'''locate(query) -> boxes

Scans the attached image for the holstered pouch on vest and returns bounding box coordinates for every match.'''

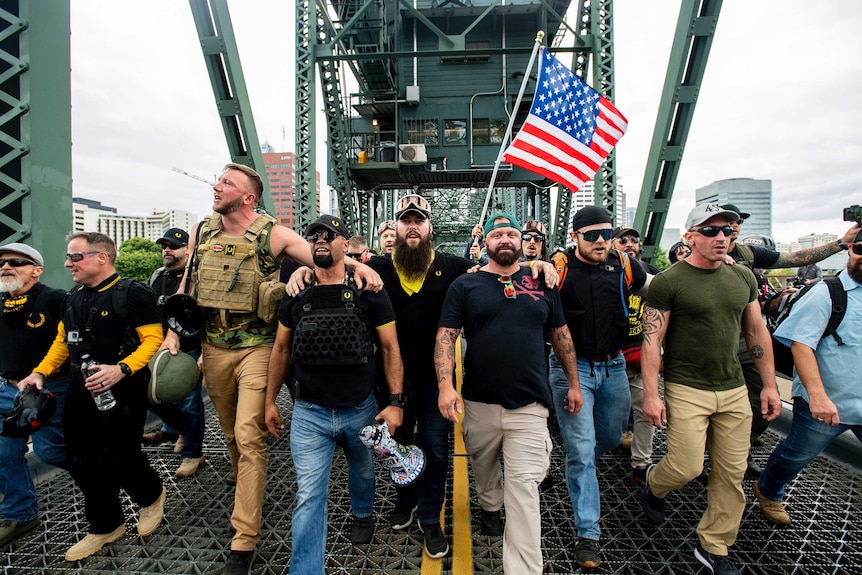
[292,302,372,366]
[257,274,286,325]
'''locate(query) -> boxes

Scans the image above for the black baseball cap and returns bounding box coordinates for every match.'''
[719,204,750,220]
[156,228,189,247]
[305,214,350,239]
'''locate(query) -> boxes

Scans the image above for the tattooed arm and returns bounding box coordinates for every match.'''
[641,305,669,429]
[771,223,860,268]
[741,300,782,422]
[435,327,463,422]
[549,325,583,414]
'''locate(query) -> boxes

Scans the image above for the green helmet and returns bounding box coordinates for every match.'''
[147,349,200,404]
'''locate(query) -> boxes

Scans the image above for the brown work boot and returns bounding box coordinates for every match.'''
[752,483,791,526]
[137,486,166,536]
[173,435,185,454]
[65,525,125,561]
[176,456,205,478]
[142,430,178,445]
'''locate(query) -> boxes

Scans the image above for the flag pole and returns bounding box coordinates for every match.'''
[478,30,545,228]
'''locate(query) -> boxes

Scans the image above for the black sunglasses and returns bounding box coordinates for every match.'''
[65,251,102,262]
[0,258,37,267]
[577,229,613,242]
[521,233,545,243]
[616,236,640,245]
[346,252,364,259]
[852,243,862,256]
[305,230,340,243]
[693,226,734,238]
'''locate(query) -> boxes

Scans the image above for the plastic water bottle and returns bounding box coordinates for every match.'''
[81,353,116,411]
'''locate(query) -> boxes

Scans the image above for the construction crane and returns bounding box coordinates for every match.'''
[172,167,215,186]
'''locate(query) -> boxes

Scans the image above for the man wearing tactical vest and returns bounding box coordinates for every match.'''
[549,206,649,568]
[20,232,166,561]
[720,203,859,478]
[264,214,404,575]
[160,163,381,575]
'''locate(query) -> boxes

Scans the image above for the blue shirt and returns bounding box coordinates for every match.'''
[774,272,862,425]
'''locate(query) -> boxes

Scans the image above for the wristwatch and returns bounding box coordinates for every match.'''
[388,393,407,408]
[837,239,849,251]
[118,362,132,378]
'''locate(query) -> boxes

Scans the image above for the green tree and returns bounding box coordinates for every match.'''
[653,245,671,271]
[116,238,162,282]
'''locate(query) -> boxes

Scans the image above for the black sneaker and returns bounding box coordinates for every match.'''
[640,463,665,524]
[478,509,503,536]
[390,503,417,531]
[218,550,253,575]
[350,515,374,545]
[0,517,40,546]
[419,522,449,558]
[632,466,647,487]
[694,542,741,575]
[745,457,763,479]
[574,537,601,568]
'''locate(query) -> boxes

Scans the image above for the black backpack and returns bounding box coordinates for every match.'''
[767,276,846,379]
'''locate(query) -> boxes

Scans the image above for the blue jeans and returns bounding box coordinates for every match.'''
[0,378,69,522]
[549,351,630,540]
[289,391,377,575]
[147,349,205,458]
[758,397,862,501]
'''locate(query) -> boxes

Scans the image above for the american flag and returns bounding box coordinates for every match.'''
[503,48,628,193]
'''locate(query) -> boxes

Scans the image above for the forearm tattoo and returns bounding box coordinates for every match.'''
[641,306,666,347]
[750,344,764,359]
[550,326,576,358]
[434,328,459,381]
[775,243,838,267]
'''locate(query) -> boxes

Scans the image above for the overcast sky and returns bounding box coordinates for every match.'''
[69,1,862,244]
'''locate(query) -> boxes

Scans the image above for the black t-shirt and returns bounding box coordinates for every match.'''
[150,265,201,352]
[278,281,396,408]
[367,252,474,380]
[0,283,69,380]
[439,268,565,409]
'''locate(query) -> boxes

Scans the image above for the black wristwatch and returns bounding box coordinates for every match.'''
[118,362,132,378]
[837,239,849,251]
[388,393,407,408]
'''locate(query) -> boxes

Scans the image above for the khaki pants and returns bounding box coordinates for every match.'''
[649,382,751,555]
[202,342,273,551]
[463,400,552,575]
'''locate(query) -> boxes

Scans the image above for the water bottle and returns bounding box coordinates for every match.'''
[80,353,116,411]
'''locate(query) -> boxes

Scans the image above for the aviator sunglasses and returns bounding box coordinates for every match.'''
[577,229,613,242]
[0,258,37,267]
[306,230,341,243]
[616,236,640,245]
[693,226,734,238]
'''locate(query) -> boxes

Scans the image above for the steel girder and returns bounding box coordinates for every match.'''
[634,0,722,260]
[188,0,272,213]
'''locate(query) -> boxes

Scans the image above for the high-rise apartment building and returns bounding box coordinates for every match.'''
[695,178,772,238]
[72,197,196,249]
[261,143,320,230]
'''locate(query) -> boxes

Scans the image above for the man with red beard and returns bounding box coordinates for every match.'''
[436,213,580,575]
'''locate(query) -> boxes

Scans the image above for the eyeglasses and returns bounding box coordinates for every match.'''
[305,230,340,243]
[522,221,547,235]
[521,233,545,243]
[692,226,734,238]
[616,236,640,245]
[346,252,365,260]
[851,243,862,256]
[64,251,102,262]
[377,221,396,234]
[498,275,517,300]
[395,194,431,215]
[0,258,37,267]
[576,229,613,242]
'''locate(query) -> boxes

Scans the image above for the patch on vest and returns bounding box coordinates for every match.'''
[292,305,372,366]
[211,244,225,253]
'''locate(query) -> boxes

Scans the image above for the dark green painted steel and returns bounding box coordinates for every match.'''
[0,1,72,289]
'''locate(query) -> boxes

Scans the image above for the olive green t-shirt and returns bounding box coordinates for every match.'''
[646,261,757,391]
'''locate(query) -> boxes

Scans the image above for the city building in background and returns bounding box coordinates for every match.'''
[695,177,772,238]
[261,142,320,230]
[72,197,196,248]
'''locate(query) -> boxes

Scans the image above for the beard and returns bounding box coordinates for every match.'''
[214,196,242,215]
[487,243,520,266]
[0,275,25,293]
[848,258,862,284]
[312,253,335,268]
[393,235,433,280]
[576,241,608,264]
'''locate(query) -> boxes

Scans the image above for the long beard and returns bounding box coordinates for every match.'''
[0,276,24,293]
[393,235,433,281]
[487,244,520,266]
[848,258,862,284]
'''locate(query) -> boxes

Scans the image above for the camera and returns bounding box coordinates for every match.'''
[843,205,862,223]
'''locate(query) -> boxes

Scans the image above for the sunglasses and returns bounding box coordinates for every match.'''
[377,221,396,234]
[616,236,640,245]
[521,233,545,243]
[0,258,37,267]
[693,226,734,238]
[65,251,102,262]
[396,194,431,214]
[852,243,862,256]
[347,252,365,260]
[522,221,547,235]
[498,275,517,300]
[577,229,613,242]
[305,230,340,243]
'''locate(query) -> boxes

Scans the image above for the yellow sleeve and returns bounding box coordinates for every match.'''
[119,323,165,373]
[34,321,70,377]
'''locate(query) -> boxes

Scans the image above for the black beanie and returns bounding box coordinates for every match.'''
[572,206,612,231]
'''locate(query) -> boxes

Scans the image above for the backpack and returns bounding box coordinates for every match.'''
[766,276,846,379]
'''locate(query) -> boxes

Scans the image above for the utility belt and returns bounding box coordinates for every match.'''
[577,349,621,363]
